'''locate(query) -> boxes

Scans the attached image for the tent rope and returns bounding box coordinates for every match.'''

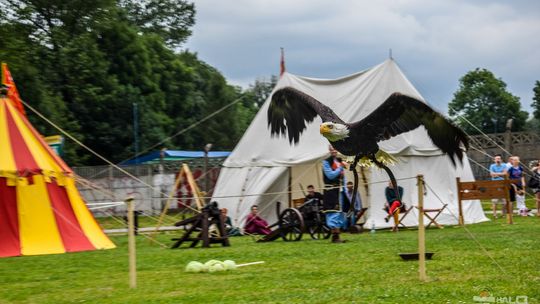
[97,208,169,248]
[20,98,202,215]
[423,181,506,273]
[458,115,536,177]
[83,95,246,181]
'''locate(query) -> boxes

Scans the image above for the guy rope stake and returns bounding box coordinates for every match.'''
[417,174,427,281]
[126,196,137,288]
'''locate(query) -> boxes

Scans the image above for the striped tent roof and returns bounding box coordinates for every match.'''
[0,95,115,257]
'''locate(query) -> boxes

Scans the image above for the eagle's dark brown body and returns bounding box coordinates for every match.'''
[267,86,469,210]
[268,87,468,165]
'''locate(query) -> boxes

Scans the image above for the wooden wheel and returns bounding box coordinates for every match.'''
[278,208,304,242]
[307,213,331,239]
[308,223,331,240]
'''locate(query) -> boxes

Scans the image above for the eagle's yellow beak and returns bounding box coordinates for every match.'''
[320,124,329,135]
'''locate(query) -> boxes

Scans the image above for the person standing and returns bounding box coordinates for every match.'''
[322,145,347,243]
[489,154,507,218]
[530,160,540,217]
[505,156,515,170]
[507,156,526,216]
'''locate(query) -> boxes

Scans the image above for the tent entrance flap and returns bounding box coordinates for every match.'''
[290,162,323,201]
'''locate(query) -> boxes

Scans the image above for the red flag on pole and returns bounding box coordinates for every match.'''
[280,48,286,76]
[1,63,26,116]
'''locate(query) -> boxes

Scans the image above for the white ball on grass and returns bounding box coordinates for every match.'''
[223,260,237,270]
[209,263,225,272]
[204,259,221,267]
[185,261,204,273]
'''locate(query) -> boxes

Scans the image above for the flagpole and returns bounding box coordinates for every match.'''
[280,48,286,76]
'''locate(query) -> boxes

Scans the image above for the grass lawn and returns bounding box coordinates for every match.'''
[1,217,538,304]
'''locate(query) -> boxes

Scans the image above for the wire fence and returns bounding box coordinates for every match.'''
[73,160,224,216]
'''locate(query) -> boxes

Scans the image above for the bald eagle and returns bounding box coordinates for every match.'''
[267,87,468,206]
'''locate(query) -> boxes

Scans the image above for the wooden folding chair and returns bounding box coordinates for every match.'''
[422,204,447,229]
[397,205,414,229]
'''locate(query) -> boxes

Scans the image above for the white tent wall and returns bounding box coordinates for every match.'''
[290,162,324,200]
[213,166,288,227]
[212,59,488,229]
[366,155,486,229]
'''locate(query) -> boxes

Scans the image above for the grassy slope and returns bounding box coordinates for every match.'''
[0,217,538,304]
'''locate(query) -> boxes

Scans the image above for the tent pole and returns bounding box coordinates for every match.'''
[288,167,292,208]
[417,174,427,281]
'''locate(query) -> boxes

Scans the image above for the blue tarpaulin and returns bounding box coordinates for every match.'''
[121,150,231,165]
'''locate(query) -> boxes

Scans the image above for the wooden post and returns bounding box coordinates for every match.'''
[183,164,204,210]
[456,177,464,226]
[417,175,427,281]
[288,167,292,208]
[126,197,136,289]
[505,176,513,225]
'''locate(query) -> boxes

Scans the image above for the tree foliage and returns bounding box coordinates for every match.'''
[532,80,540,120]
[119,0,195,48]
[448,68,528,135]
[0,0,259,165]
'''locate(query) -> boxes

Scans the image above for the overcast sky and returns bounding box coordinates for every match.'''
[184,0,540,114]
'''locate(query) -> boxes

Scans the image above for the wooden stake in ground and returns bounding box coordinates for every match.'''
[126,196,137,288]
[506,176,513,224]
[417,174,427,281]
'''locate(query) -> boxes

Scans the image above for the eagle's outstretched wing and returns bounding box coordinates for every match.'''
[349,93,468,165]
[267,87,344,144]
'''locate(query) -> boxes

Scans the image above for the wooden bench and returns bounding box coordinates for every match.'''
[456,177,512,225]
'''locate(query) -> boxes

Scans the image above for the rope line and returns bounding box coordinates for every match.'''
[458,115,536,177]
[20,98,203,214]
[98,208,169,248]
[83,95,246,181]
[89,203,124,210]
[423,181,506,272]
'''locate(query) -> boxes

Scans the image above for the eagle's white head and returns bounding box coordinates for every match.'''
[320,122,349,142]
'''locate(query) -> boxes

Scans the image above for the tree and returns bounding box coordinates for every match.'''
[244,76,278,108]
[532,80,540,120]
[448,68,528,135]
[0,0,258,165]
[118,0,195,48]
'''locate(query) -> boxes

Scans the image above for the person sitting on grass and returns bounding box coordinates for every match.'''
[384,180,404,232]
[244,205,271,235]
[220,208,242,236]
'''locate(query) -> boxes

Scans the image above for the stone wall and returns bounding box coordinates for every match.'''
[466,131,540,180]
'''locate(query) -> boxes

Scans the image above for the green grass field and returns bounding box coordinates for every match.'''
[1,216,538,304]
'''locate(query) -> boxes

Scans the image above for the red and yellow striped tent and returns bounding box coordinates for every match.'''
[0,65,115,257]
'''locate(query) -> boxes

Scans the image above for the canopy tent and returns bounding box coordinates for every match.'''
[0,92,115,257]
[212,59,487,229]
[121,150,231,165]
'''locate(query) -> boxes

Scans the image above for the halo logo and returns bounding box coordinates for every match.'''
[473,287,528,303]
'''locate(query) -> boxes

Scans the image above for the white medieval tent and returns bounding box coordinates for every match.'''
[212,59,488,229]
